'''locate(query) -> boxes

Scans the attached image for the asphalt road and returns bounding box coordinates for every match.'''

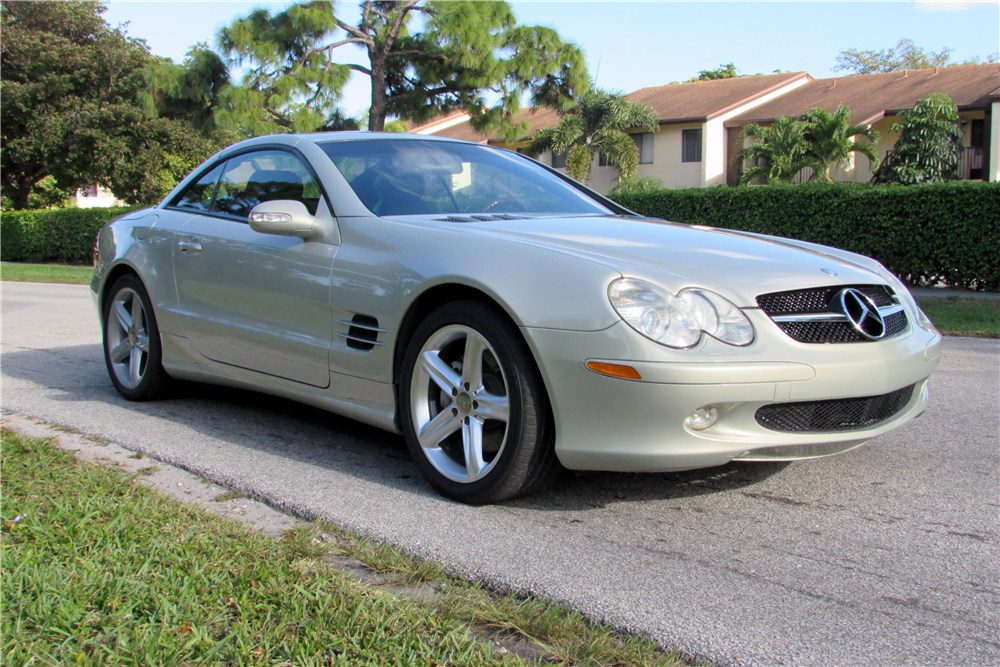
[3,281,997,667]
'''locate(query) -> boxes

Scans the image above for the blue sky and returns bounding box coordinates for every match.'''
[104,1,1000,117]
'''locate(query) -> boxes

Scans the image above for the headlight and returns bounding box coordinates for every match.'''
[609,278,754,348]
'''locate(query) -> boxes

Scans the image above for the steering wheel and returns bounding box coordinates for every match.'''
[482,197,528,213]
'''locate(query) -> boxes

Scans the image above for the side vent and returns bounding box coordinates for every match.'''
[337,314,386,351]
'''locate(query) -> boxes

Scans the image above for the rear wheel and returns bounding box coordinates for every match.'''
[400,300,560,504]
[103,274,170,401]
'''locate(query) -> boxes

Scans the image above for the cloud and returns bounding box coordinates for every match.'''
[914,1,996,11]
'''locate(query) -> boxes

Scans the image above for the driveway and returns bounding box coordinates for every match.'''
[3,281,997,667]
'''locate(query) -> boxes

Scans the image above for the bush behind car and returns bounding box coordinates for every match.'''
[1,205,147,264]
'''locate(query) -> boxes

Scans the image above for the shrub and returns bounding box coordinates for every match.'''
[610,181,1000,290]
[1,205,147,264]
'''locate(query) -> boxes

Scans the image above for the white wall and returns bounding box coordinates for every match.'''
[73,186,121,209]
[991,102,1000,182]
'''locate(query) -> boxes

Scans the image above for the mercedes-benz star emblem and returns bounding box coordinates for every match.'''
[821,268,838,276]
[835,289,886,339]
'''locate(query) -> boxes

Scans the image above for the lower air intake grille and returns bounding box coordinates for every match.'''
[755,384,915,433]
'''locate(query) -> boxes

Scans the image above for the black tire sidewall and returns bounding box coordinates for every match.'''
[400,300,547,503]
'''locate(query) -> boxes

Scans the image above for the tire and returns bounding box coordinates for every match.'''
[400,300,561,504]
[102,273,171,401]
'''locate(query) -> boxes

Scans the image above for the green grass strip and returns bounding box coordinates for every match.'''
[1,262,94,285]
[916,296,999,337]
[1,429,690,666]
[0,429,522,666]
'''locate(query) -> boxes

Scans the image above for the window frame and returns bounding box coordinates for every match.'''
[634,133,654,164]
[551,149,568,169]
[681,129,702,163]
[165,145,334,224]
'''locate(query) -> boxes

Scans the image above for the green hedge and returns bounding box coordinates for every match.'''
[610,181,1000,291]
[1,205,147,264]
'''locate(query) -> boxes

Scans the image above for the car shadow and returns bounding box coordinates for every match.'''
[2,343,792,511]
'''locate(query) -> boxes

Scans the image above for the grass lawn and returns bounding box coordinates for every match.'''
[1,262,93,285]
[916,296,999,338]
[1,428,687,666]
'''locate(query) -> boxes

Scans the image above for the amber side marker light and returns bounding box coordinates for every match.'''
[586,362,642,380]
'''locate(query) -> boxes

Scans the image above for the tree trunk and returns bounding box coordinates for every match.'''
[368,57,387,132]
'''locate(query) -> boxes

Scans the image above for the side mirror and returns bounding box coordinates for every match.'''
[249,200,319,240]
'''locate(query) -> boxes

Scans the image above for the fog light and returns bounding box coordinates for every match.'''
[685,406,718,431]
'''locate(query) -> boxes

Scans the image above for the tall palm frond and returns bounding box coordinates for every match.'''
[735,117,813,185]
[593,128,639,180]
[800,105,879,181]
[523,83,658,184]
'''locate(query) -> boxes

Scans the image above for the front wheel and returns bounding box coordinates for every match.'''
[102,273,171,401]
[400,301,560,503]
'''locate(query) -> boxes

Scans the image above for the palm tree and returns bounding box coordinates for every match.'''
[799,105,879,182]
[734,116,814,185]
[524,87,658,184]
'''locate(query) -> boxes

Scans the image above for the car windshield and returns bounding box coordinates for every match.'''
[318,138,612,217]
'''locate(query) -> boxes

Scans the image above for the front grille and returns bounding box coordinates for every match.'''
[775,321,866,343]
[755,384,915,433]
[757,284,895,314]
[774,309,908,344]
[758,284,908,344]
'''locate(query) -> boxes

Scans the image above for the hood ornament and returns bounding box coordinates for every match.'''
[821,268,838,276]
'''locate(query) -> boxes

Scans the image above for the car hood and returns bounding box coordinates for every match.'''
[461,215,887,307]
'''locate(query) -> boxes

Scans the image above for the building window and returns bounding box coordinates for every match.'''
[552,150,568,169]
[81,184,99,197]
[633,133,654,164]
[682,129,702,163]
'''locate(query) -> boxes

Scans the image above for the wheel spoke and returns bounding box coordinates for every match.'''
[129,347,143,386]
[462,332,484,392]
[113,301,132,331]
[131,296,144,333]
[417,408,461,449]
[473,391,508,423]
[462,417,485,481]
[420,351,461,395]
[109,339,131,364]
[135,333,150,353]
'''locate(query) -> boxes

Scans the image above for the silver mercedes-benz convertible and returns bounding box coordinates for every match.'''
[93,132,943,503]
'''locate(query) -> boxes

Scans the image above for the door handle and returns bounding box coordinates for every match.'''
[177,239,202,254]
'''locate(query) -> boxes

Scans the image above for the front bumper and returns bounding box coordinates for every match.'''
[522,311,942,472]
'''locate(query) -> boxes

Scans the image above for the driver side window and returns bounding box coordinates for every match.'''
[212,150,322,220]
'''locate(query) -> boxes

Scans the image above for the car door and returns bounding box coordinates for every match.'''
[173,148,338,388]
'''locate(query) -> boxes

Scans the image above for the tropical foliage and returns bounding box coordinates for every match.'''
[0,1,224,209]
[204,0,587,136]
[609,177,664,196]
[735,106,878,185]
[872,93,963,185]
[799,106,879,182]
[734,117,814,185]
[524,87,658,184]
